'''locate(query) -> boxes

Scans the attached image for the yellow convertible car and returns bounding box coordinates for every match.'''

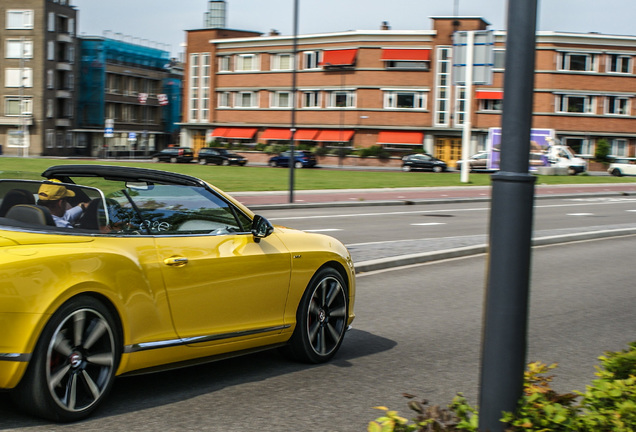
[0,165,355,421]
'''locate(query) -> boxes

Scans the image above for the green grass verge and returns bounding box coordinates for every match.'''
[0,157,634,192]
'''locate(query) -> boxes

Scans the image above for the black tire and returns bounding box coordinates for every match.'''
[12,296,120,422]
[612,168,622,177]
[282,267,348,364]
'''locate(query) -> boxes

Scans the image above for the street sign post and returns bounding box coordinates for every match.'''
[453,30,494,184]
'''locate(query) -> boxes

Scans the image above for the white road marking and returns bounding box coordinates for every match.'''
[303,228,343,233]
[567,213,594,216]
[411,222,446,226]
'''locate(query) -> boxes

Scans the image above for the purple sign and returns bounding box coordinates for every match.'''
[487,127,554,170]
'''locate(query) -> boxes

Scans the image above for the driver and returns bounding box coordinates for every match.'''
[37,182,89,228]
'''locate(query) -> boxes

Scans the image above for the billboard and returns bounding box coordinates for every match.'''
[487,127,555,171]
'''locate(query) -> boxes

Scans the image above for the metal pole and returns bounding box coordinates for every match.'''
[460,31,474,184]
[478,1,538,431]
[288,0,299,203]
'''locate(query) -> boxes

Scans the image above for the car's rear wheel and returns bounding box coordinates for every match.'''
[282,267,348,364]
[169,157,178,163]
[12,296,120,422]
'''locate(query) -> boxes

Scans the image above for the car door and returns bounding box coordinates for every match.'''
[115,184,292,345]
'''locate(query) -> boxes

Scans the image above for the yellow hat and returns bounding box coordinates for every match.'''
[38,183,75,201]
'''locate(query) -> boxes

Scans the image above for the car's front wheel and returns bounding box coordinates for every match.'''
[269,160,277,167]
[612,168,623,177]
[12,296,120,422]
[402,165,412,172]
[282,267,348,364]
[151,156,160,163]
[199,159,207,165]
[433,165,443,173]
[294,161,303,169]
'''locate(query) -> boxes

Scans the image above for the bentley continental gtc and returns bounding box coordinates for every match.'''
[0,165,355,421]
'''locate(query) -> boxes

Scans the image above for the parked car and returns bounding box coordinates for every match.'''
[401,154,447,172]
[150,147,194,163]
[198,147,247,166]
[269,150,317,168]
[0,165,355,421]
[455,151,490,172]
[608,159,636,176]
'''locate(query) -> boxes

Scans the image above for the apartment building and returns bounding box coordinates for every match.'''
[0,0,78,156]
[181,16,636,164]
[76,36,182,157]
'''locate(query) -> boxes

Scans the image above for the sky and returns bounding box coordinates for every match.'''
[71,0,636,57]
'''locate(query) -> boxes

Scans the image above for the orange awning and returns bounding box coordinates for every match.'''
[211,127,229,137]
[224,128,258,139]
[320,49,357,67]
[315,130,354,142]
[261,129,291,140]
[377,131,423,145]
[380,49,431,61]
[475,91,503,100]
[294,129,319,141]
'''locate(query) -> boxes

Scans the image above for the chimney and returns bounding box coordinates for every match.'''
[269,29,280,36]
[381,21,390,30]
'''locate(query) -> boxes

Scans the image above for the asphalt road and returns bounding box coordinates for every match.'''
[2,236,635,431]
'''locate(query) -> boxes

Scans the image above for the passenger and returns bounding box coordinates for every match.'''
[37,183,89,228]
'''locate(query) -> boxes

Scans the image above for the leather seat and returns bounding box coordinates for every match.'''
[5,204,56,226]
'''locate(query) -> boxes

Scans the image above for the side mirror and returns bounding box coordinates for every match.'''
[251,215,274,243]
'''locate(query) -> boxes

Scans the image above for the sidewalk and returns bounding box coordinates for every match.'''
[231,183,636,273]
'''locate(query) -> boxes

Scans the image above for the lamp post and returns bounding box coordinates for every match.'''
[288,0,299,203]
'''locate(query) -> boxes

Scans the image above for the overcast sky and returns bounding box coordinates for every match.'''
[71,0,636,56]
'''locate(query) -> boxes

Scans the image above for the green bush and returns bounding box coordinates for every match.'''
[594,139,610,163]
[357,145,391,161]
[368,342,636,432]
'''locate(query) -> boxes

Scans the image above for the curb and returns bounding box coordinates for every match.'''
[354,227,636,273]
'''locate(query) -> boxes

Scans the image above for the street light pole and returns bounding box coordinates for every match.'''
[288,0,299,203]
[478,1,538,431]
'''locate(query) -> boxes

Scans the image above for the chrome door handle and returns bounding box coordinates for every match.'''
[164,257,189,267]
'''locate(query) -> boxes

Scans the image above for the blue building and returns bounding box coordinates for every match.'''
[76,36,182,157]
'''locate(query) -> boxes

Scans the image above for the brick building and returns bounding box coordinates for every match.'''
[180,16,636,164]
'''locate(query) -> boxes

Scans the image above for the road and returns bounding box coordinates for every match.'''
[2,236,635,431]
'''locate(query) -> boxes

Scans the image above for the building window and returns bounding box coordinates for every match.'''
[219,55,231,72]
[235,91,258,108]
[480,99,503,111]
[327,90,355,108]
[6,39,33,59]
[218,91,231,108]
[454,86,467,126]
[272,53,293,70]
[47,99,54,118]
[607,54,632,74]
[610,139,628,157]
[303,51,320,69]
[236,54,259,71]
[556,94,595,114]
[5,68,33,87]
[6,10,34,29]
[563,137,592,156]
[48,12,55,31]
[383,90,427,110]
[301,90,321,108]
[434,47,452,126]
[47,41,55,60]
[46,129,55,149]
[5,98,32,116]
[385,61,429,70]
[493,49,506,69]
[605,96,630,115]
[271,91,292,108]
[558,52,596,72]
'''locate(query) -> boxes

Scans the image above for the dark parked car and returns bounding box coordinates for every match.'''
[198,148,247,166]
[151,147,194,163]
[269,150,317,168]
[401,154,447,172]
